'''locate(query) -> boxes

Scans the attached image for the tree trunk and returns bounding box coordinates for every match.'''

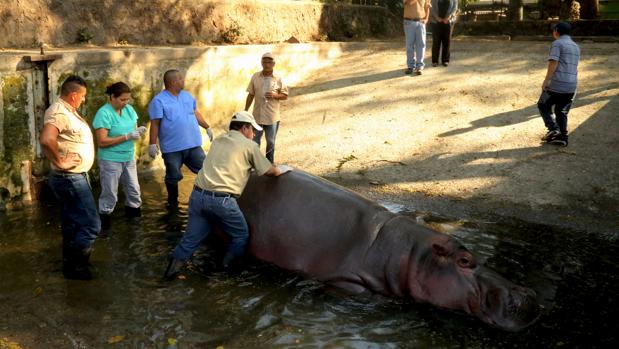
[579,0,600,19]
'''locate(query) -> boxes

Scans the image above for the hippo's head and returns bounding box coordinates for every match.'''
[406,235,540,331]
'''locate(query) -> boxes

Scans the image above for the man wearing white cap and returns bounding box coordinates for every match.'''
[164,111,289,280]
[244,52,289,163]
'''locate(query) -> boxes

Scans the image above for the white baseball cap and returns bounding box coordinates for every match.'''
[231,111,262,131]
[261,52,275,60]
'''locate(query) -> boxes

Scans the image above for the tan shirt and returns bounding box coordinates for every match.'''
[247,71,289,125]
[404,0,431,19]
[194,130,273,196]
[43,99,95,173]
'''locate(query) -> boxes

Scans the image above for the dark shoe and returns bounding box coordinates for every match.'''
[442,62,449,67]
[414,68,423,75]
[99,213,113,237]
[549,134,568,147]
[541,129,561,142]
[432,62,438,67]
[163,258,185,281]
[124,206,141,218]
[165,182,179,207]
[404,68,413,75]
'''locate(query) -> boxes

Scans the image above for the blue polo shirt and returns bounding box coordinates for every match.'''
[92,103,138,162]
[148,90,202,153]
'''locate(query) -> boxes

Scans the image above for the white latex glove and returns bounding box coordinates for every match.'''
[148,144,160,158]
[127,130,141,140]
[206,128,214,142]
[277,164,293,174]
[137,126,147,135]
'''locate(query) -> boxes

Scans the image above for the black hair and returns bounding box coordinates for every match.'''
[229,121,250,131]
[163,69,181,89]
[105,82,131,98]
[60,75,87,96]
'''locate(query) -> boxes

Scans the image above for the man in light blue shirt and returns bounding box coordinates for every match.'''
[148,69,214,206]
[538,22,580,147]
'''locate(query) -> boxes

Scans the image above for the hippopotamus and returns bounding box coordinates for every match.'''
[237,169,541,331]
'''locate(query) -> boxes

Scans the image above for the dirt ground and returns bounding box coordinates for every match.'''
[275,39,619,236]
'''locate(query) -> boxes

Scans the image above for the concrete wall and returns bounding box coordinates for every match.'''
[0,41,370,209]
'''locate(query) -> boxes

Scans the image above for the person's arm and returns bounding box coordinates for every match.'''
[149,119,160,145]
[39,123,81,170]
[263,165,281,177]
[265,91,287,101]
[96,128,139,148]
[423,0,431,22]
[195,109,210,130]
[543,60,559,90]
[245,93,254,111]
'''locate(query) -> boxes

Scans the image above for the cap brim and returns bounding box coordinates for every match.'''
[251,121,263,131]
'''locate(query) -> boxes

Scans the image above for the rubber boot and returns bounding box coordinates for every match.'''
[99,213,113,238]
[163,258,185,281]
[124,206,141,218]
[63,246,93,280]
[165,182,179,208]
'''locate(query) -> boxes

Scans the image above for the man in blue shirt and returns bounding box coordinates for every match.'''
[148,69,214,206]
[538,22,580,147]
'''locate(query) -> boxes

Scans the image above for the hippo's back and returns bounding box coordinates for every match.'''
[238,170,393,280]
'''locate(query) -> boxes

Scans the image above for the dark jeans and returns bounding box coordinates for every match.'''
[48,172,100,250]
[253,121,280,163]
[432,22,452,64]
[162,146,206,185]
[172,188,249,261]
[537,90,574,135]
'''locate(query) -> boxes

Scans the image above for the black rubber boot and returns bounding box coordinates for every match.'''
[163,258,185,281]
[124,206,141,218]
[165,182,179,208]
[63,246,93,280]
[99,213,113,237]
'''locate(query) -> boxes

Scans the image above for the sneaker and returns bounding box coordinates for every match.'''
[414,68,423,75]
[432,62,438,67]
[541,129,560,141]
[549,135,568,147]
[442,62,449,67]
[404,68,413,75]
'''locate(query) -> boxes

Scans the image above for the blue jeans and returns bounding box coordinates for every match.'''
[171,188,249,261]
[253,122,279,163]
[162,146,205,185]
[48,172,101,250]
[404,19,426,69]
[537,90,574,135]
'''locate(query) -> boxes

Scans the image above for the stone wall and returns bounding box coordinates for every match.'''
[0,0,398,48]
[455,19,619,37]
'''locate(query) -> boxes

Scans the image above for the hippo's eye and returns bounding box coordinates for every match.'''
[457,254,477,269]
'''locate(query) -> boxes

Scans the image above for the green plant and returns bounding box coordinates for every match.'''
[220,21,242,43]
[76,28,93,43]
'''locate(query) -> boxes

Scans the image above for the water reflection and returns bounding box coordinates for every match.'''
[0,174,617,348]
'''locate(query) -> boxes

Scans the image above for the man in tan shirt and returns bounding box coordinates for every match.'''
[39,75,100,280]
[244,52,289,163]
[403,0,432,75]
[164,111,287,280]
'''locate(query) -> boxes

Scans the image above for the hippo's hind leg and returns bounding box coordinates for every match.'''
[326,279,370,295]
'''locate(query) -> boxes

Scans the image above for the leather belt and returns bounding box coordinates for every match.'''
[193,185,239,199]
[404,17,421,21]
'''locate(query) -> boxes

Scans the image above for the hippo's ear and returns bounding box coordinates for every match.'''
[432,243,450,257]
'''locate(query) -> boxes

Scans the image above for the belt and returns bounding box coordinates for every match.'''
[404,17,421,21]
[193,185,239,199]
[50,171,86,177]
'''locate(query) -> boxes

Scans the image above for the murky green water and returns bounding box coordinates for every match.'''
[1,175,617,348]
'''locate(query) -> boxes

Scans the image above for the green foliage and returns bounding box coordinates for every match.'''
[220,21,242,43]
[76,28,93,43]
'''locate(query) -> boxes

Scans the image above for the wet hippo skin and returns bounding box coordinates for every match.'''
[238,169,541,331]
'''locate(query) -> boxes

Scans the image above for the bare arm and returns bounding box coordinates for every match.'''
[149,119,160,145]
[264,165,281,177]
[39,124,81,170]
[543,60,559,90]
[245,93,254,111]
[195,109,210,130]
[96,128,132,148]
